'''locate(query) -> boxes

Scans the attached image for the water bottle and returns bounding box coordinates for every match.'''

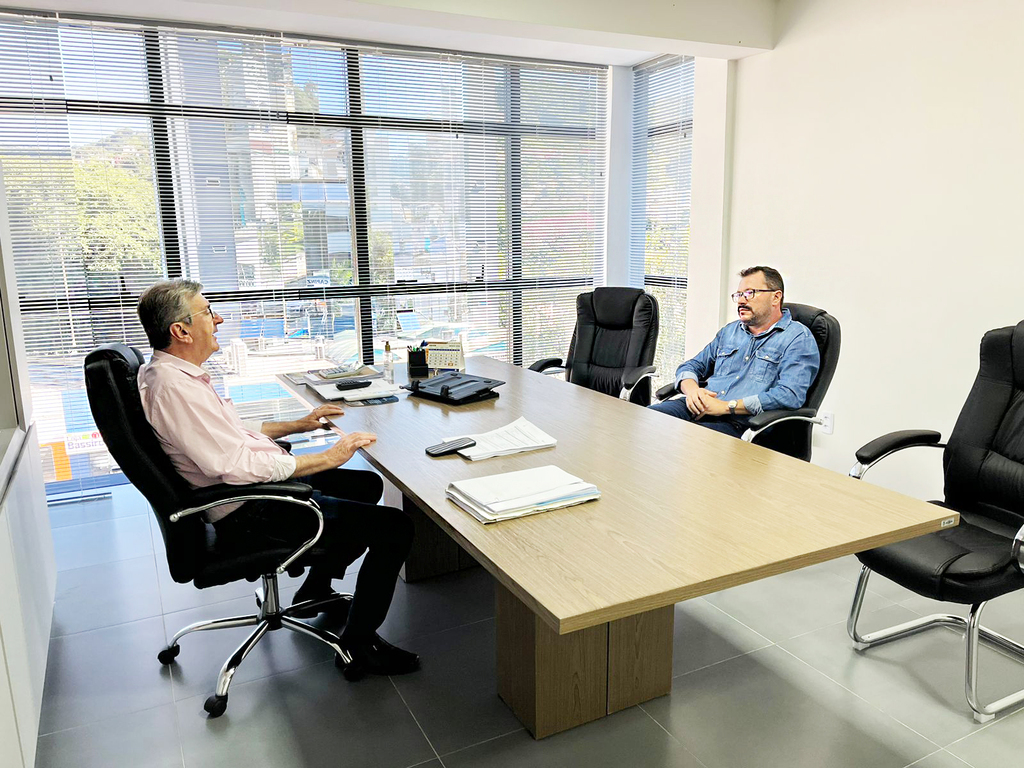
[384,340,394,384]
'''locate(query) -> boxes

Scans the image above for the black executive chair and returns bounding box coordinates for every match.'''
[84,343,352,718]
[529,287,660,406]
[846,320,1024,723]
[653,302,841,461]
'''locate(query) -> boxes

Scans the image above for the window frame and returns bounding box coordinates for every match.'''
[4,13,607,369]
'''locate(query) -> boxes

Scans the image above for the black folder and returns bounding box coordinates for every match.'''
[403,372,504,405]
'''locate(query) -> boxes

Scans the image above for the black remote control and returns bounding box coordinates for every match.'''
[425,437,477,457]
[335,379,373,391]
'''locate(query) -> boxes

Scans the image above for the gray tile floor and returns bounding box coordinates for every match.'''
[36,480,1024,768]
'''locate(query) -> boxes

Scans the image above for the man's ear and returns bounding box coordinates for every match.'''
[168,322,191,344]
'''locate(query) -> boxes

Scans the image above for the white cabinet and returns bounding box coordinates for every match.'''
[0,428,54,768]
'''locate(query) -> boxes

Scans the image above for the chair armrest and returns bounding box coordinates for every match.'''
[855,430,942,464]
[1013,522,1024,575]
[621,366,656,390]
[529,357,563,373]
[741,408,820,444]
[746,408,817,432]
[174,481,321,574]
[186,482,313,511]
[274,439,292,453]
[172,482,314,522]
[655,382,680,401]
[849,430,944,480]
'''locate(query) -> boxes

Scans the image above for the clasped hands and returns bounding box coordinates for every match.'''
[681,383,729,419]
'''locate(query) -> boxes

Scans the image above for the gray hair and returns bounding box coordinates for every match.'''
[137,279,204,350]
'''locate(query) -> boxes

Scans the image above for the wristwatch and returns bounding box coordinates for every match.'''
[728,399,738,415]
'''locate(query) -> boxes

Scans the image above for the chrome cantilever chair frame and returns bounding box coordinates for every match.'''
[160,493,353,717]
[845,445,1024,724]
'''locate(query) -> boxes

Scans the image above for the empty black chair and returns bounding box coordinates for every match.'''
[83,343,351,718]
[654,302,841,460]
[529,287,660,405]
[847,320,1024,723]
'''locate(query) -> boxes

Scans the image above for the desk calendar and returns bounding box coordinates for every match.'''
[425,340,465,372]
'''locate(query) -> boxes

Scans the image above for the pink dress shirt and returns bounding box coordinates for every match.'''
[138,350,297,522]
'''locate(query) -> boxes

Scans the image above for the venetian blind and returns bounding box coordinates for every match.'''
[0,12,608,494]
[629,55,694,388]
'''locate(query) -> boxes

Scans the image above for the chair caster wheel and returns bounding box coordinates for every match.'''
[204,694,228,718]
[336,654,365,681]
[157,645,180,665]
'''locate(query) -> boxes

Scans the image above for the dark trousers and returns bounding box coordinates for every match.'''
[213,468,413,643]
[647,398,748,437]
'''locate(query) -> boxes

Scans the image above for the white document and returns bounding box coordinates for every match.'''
[446,465,600,524]
[307,379,401,402]
[446,416,556,460]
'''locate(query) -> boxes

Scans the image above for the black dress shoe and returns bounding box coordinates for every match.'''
[341,635,420,681]
[288,591,351,620]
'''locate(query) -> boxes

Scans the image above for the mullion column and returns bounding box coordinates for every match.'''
[346,49,375,364]
[508,68,524,367]
[143,29,182,279]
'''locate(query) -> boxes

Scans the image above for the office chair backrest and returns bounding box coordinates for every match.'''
[754,303,841,461]
[943,320,1024,531]
[786,303,841,413]
[84,343,205,582]
[564,287,659,399]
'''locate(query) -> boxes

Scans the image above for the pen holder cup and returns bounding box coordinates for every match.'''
[408,348,429,379]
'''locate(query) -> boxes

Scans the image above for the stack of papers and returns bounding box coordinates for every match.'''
[308,379,402,402]
[447,417,556,461]
[447,466,600,524]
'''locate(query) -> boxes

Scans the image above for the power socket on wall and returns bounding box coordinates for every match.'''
[820,411,834,435]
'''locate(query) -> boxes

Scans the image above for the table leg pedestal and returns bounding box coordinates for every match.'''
[495,583,673,739]
[383,481,476,582]
[606,604,674,713]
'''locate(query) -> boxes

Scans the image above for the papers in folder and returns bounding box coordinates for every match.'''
[307,379,401,402]
[446,466,600,524]
[448,417,556,460]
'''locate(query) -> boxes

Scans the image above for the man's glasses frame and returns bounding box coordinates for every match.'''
[730,289,780,303]
[175,304,216,324]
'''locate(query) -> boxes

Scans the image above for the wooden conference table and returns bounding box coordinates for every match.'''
[280,357,956,738]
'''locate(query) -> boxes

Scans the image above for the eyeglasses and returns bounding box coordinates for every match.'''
[730,289,779,303]
[176,304,216,324]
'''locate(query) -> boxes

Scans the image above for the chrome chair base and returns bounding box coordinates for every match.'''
[159,573,352,717]
[847,565,1024,723]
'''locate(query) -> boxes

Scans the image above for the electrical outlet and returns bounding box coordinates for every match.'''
[820,411,834,435]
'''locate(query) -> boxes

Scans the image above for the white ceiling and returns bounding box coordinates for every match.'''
[8,0,774,64]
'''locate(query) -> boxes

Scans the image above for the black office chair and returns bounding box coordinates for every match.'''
[529,287,660,406]
[654,302,841,461]
[846,320,1024,723]
[83,343,352,718]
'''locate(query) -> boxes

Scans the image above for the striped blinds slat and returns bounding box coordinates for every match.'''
[0,12,608,494]
[629,55,694,388]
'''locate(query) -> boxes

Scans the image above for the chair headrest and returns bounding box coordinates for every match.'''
[1013,320,1024,389]
[589,287,647,329]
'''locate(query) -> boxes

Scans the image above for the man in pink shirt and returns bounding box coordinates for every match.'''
[137,279,418,680]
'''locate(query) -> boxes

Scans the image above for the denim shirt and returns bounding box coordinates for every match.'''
[675,309,820,416]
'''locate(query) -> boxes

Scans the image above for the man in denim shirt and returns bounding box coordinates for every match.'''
[650,266,820,437]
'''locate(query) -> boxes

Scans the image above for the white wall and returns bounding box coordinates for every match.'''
[725,0,1024,497]
[686,58,735,354]
[605,66,633,287]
